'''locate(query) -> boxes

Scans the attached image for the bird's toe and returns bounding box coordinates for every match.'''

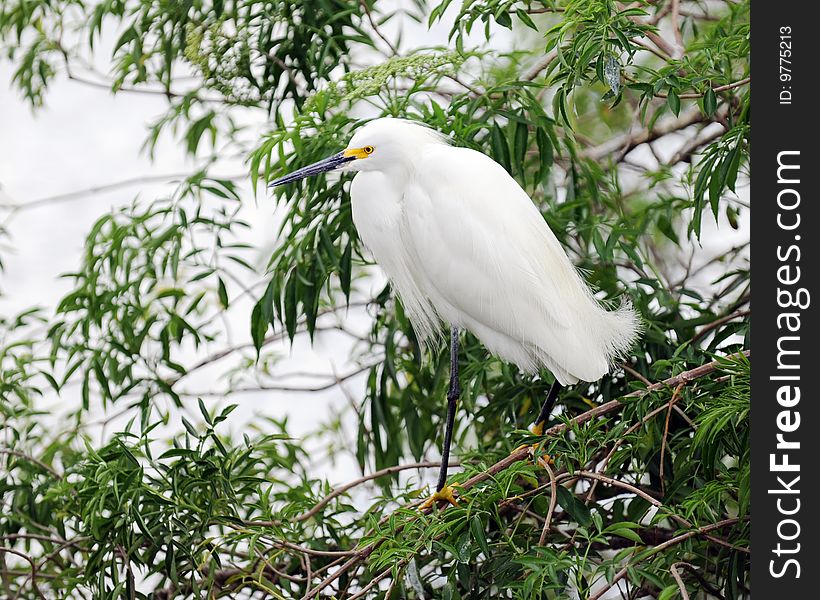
[419,484,461,510]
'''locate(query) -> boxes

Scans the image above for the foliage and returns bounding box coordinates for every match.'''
[1,1,750,598]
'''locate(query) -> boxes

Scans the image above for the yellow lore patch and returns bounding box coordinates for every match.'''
[343,146,374,160]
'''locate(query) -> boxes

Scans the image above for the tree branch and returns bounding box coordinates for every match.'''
[544,350,750,438]
[0,548,47,600]
[670,562,691,600]
[179,362,377,396]
[0,449,62,480]
[9,172,245,213]
[360,0,398,54]
[582,107,707,162]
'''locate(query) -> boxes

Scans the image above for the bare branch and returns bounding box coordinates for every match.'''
[179,362,377,396]
[655,77,751,99]
[0,449,62,480]
[0,548,47,600]
[360,0,398,54]
[691,309,751,345]
[582,107,707,162]
[670,562,691,600]
[670,0,685,54]
[538,457,558,546]
[10,172,245,213]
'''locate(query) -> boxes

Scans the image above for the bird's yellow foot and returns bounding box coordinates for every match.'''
[513,421,545,453]
[419,484,461,510]
[513,422,554,464]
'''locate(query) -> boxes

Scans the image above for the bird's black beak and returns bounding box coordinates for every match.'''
[269,151,355,187]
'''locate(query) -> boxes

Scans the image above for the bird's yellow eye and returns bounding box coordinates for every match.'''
[363,146,374,154]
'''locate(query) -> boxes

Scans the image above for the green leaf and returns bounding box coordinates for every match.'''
[607,527,643,543]
[513,120,528,178]
[217,277,229,309]
[340,241,353,300]
[535,127,553,182]
[667,90,681,116]
[284,274,298,341]
[658,585,681,600]
[657,215,679,244]
[181,416,198,437]
[471,515,491,556]
[81,370,90,410]
[556,486,593,527]
[516,9,538,31]
[703,87,717,117]
[491,123,512,173]
[197,398,212,426]
[250,300,267,352]
[495,11,512,29]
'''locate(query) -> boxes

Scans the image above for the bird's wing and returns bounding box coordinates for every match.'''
[402,145,634,381]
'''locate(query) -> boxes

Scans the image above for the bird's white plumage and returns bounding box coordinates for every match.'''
[347,118,640,385]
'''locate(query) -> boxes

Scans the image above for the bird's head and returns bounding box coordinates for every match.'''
[269,118,448,187]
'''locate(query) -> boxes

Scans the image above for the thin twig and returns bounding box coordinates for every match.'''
[1,548,47,600]
[617,2,677,58]
[360,0,397,54]
[296,460,457,522]
[168,301,373,385]
[659,383,684,493]
[0,449,62,479]
[538,458,558,546]
[691,309,750,344]
[524,50,559,81]
[5,171,245,215]
[655,77,751,99]
[180,362,377,396]
[584,386,686,504]
[619,362,651,386]
[519,6,565,14]
[632,37,671,61]
[670,0,685,56]
[577,470,748,554]
[303,352,750,597]
[303,553,368,599]
[347,558,408,600]
[666,124,727,165]
[670,562,691,600]
[63,66,228,105]
[271,540,357,558]
[582,107,706,161]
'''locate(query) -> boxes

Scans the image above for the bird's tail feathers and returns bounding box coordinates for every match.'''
[593,296,643,368]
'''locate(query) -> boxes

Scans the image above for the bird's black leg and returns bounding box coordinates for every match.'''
[436,327,461,492]
[532,379,563,435]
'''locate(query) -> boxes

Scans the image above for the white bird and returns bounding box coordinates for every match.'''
[271,117,641,505]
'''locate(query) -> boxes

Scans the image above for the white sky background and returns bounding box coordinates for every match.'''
[0,0,747,535]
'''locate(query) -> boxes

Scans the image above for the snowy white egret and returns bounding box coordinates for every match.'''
[271,118,641,505]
